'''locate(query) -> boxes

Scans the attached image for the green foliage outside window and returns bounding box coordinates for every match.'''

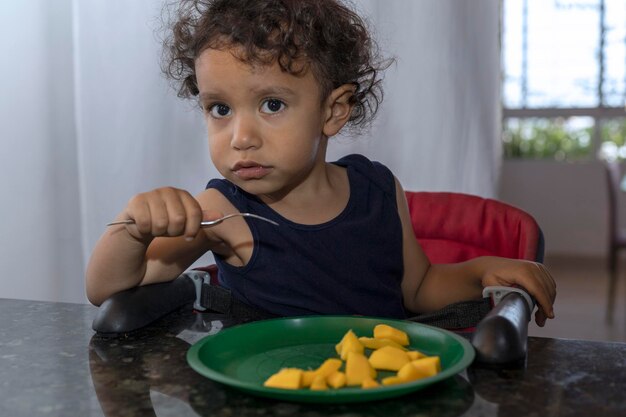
[503,118,593,161]
[600,119,626,160]
[503,117,626,161]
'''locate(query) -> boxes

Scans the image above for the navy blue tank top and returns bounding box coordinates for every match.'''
[206,154,406,318]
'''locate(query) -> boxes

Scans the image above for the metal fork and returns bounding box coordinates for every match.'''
[106,212,279,227]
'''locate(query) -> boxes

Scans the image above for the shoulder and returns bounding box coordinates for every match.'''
[195,184,240,215]
[335,153,396,195]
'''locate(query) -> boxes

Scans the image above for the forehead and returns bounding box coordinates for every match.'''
[194,47,321,98]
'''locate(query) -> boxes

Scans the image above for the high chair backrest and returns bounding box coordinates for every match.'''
[404,191,544,263]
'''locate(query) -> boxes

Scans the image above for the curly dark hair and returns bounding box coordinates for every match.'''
[161,0,391,129]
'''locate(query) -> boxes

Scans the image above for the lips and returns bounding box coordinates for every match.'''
[232,161,272,180]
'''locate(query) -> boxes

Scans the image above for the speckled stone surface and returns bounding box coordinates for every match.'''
[0,298,624,417]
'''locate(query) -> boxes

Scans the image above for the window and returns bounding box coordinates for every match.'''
[502,0,626,161]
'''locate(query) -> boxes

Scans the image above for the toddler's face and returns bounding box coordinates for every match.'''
[195,47,330,199]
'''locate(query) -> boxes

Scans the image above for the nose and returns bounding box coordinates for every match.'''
[231,113,261,151]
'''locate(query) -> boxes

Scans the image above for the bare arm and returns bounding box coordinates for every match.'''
[395,179,556,326]
[85,187,230,306]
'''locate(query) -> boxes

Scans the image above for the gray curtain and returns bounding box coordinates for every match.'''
[0,0,500,303]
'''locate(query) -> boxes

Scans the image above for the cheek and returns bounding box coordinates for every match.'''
[206,129,229,165]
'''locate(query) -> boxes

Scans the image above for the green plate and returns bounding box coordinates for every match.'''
[187,316,475,403]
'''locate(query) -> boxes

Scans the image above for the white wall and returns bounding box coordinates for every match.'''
[498,160,609,258]
[0,0,85,302]
[1,0,501,304]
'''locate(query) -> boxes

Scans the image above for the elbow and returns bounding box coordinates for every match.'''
[85,286,104,307]
[85,274,108,307]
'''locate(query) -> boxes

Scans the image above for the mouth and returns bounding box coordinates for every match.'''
[232,161,272,180]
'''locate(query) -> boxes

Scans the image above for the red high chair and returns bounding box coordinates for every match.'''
[405,191,543,264]
[92,191,544,365]
[400,191,543,332]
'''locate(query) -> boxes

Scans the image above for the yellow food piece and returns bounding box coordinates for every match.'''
[397,361,426,382]
[316,358,343,377]
[302,358,343,387]
[335,329,355,354]
[264,324,434,391]
[301,370,316,387]
[373,324,410,346]
[361,378,380,389]
[336,330,364,360]
[406,350,427,360]
[310,374,328,391]
[381,376,405,386]
[358,337,407,351]
[327,371,347,389]
[346,352,377,386]
[407,356,441,378]
[368,345,410,371]
[263,368,303,389]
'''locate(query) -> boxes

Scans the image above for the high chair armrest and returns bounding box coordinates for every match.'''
[91,275,196,336]
[471,288,535,366]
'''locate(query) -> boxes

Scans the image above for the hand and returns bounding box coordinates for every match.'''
[480,257,556,327]
[120,187,219,241]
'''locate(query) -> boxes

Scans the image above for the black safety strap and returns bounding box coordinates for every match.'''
[200,281,489,329]
[406,299,492,329]
[199,283,277,321]
[189,268,490,328]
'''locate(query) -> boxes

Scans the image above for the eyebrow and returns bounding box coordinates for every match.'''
[198,92,222,103]
[198,85,297,103]
[249,85,297,98]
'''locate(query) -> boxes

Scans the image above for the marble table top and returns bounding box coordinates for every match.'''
[0,298,624,417]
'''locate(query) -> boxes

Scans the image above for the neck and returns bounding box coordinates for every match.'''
[258,143,350,224]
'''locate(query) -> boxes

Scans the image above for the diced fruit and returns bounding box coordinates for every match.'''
[302,358,343,387]
[361,378,380,389]
[408,356,441,378]
[335,329,356,354]
[381,376,405,386]
[316,358,343,377]
[263,368,303,389]
[310,374,328,391]
[373,324,409,346]
[327,371,347,389]
[397,361,425,382]
[406,350,427,360]
[346,352,377,386]
[263,323,439,391]
[368,345,410,371]
[336,330,364,360]
[358,337,407,351]
[301,370,316,387]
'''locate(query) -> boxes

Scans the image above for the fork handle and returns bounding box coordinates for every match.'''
[106,220,135,226]
[106,219,223,227]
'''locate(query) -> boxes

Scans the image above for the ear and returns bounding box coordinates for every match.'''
[322,84,356,137]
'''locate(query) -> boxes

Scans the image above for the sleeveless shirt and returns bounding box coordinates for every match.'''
[206,154,406,318]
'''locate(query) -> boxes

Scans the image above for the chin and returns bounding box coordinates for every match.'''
[227,177,274,196]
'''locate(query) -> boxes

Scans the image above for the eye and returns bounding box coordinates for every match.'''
[260,99,286,114]
[208,103,232,118]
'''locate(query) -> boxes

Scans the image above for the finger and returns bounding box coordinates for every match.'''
[538,263,556,289]
[523,270,555,321]
[180,193,203,239]
[162,190,188,236]
[535,309,547,327]
[126,195,153,236]
[537,266,557,318]
[147,192,169,236]
[538,263,557,304]
[533,286,554,320]
[530,263,556,318]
